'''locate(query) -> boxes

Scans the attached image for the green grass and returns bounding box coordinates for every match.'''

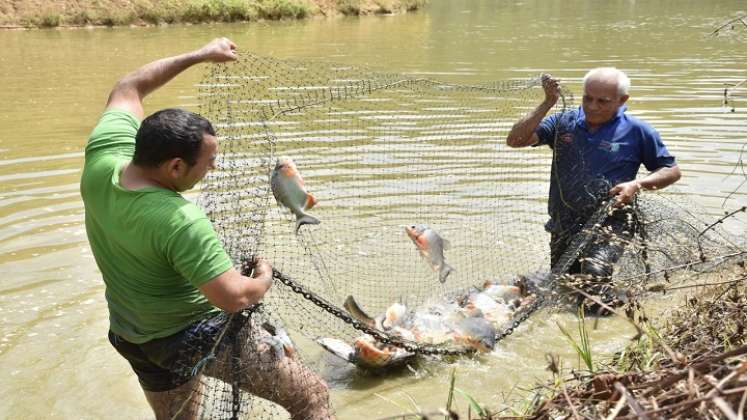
[615,322,663,372]
[9,0,423,28]
[557,307,595,373]
[5,0,423,28]
[183,0,257,23]
[22,11,62,28]
[38,13,62,28]
[336,0,361,15]
[255,0,311,20]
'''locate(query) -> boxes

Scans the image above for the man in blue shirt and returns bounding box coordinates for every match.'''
[506,68,681,310]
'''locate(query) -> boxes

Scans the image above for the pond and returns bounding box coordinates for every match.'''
[1,0,746,418]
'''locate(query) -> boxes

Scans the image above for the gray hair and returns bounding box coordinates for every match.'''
[583,67,631,96]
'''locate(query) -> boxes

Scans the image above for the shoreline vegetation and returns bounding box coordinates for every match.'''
[0,0,426,29]
[403,265,747,419]
[524,275,747,419]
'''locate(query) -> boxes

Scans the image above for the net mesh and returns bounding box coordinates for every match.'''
[156,54,747,419]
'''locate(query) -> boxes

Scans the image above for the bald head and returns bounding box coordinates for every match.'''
[581,67,631,129]
[583,67,631,97]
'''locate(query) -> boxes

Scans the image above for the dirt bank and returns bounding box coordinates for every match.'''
[0,0,425,28]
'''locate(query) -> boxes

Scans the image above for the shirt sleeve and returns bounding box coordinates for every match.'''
[85,108,140,160]
[534,112,560,148]
[165,217,234,288]
[639,123,676,171]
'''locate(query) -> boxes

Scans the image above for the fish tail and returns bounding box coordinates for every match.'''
[317,337,356,363]
[439,263,455,283]
[295,213,321,233]
[343,296,377,328]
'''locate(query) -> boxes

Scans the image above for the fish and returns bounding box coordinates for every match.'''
[319,272,538,370]
[343,296,408,331]
[452,316,496,353]
[405,224,455,283]
[260,322,295,359]
[317,336,415,370]
[270,156,320,232]
[481,281,522,303]
[320,295,502,369]
[462,291,513,325]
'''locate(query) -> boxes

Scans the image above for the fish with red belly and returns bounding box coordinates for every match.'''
[405,224,455,283]
[270,156,320,232]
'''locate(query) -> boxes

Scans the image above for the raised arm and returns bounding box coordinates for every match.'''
[506,74,560,148]
[105,37,238,120]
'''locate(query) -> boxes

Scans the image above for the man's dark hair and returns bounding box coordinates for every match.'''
[133,108,216,168]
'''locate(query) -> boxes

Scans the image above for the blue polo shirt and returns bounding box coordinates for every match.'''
[535,106,676,234]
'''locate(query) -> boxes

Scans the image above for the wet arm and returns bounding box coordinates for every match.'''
[639,165,682,191]
[105,37,237,120]
[610,165,682,206]
[199,259,273,313]
[506,74,560,148]
[505,100,555,148]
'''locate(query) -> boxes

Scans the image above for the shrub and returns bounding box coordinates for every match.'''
[38,13,62,28]
[257,0,310,20]
[336,0,360,15]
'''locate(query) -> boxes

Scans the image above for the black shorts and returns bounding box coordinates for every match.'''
[108,315,227,392]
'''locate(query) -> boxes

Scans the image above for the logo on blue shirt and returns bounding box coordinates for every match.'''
[599,140,622,153]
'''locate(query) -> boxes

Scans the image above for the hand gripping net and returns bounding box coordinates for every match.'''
[160,54,747,419]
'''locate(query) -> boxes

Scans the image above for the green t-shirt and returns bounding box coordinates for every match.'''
[81,109,233,344]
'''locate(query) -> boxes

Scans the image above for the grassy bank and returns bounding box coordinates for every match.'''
[382,264,747,419]
[0,0,426,28]
[527,270,747,419]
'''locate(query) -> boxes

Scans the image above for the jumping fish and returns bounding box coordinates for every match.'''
[405,224,455,283]
[270,156,320,232]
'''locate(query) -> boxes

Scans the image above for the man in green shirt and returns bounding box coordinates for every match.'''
[81,38,332,419]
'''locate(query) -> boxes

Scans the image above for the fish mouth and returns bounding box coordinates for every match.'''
[404,225,420,240]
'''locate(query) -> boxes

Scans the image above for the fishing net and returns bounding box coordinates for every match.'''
[156,54,746,419]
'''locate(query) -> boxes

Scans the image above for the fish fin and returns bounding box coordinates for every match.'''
[442,239,451,250]
[343,296,376,328]
[295,213,321,233]
[317,337,356,363]
[304,193,317,210]
[439,263,455,283]
[269,174,283,205]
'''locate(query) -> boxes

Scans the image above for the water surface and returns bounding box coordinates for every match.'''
[1,1,746,418]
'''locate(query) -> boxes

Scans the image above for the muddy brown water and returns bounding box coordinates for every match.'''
[1,0,746,418]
